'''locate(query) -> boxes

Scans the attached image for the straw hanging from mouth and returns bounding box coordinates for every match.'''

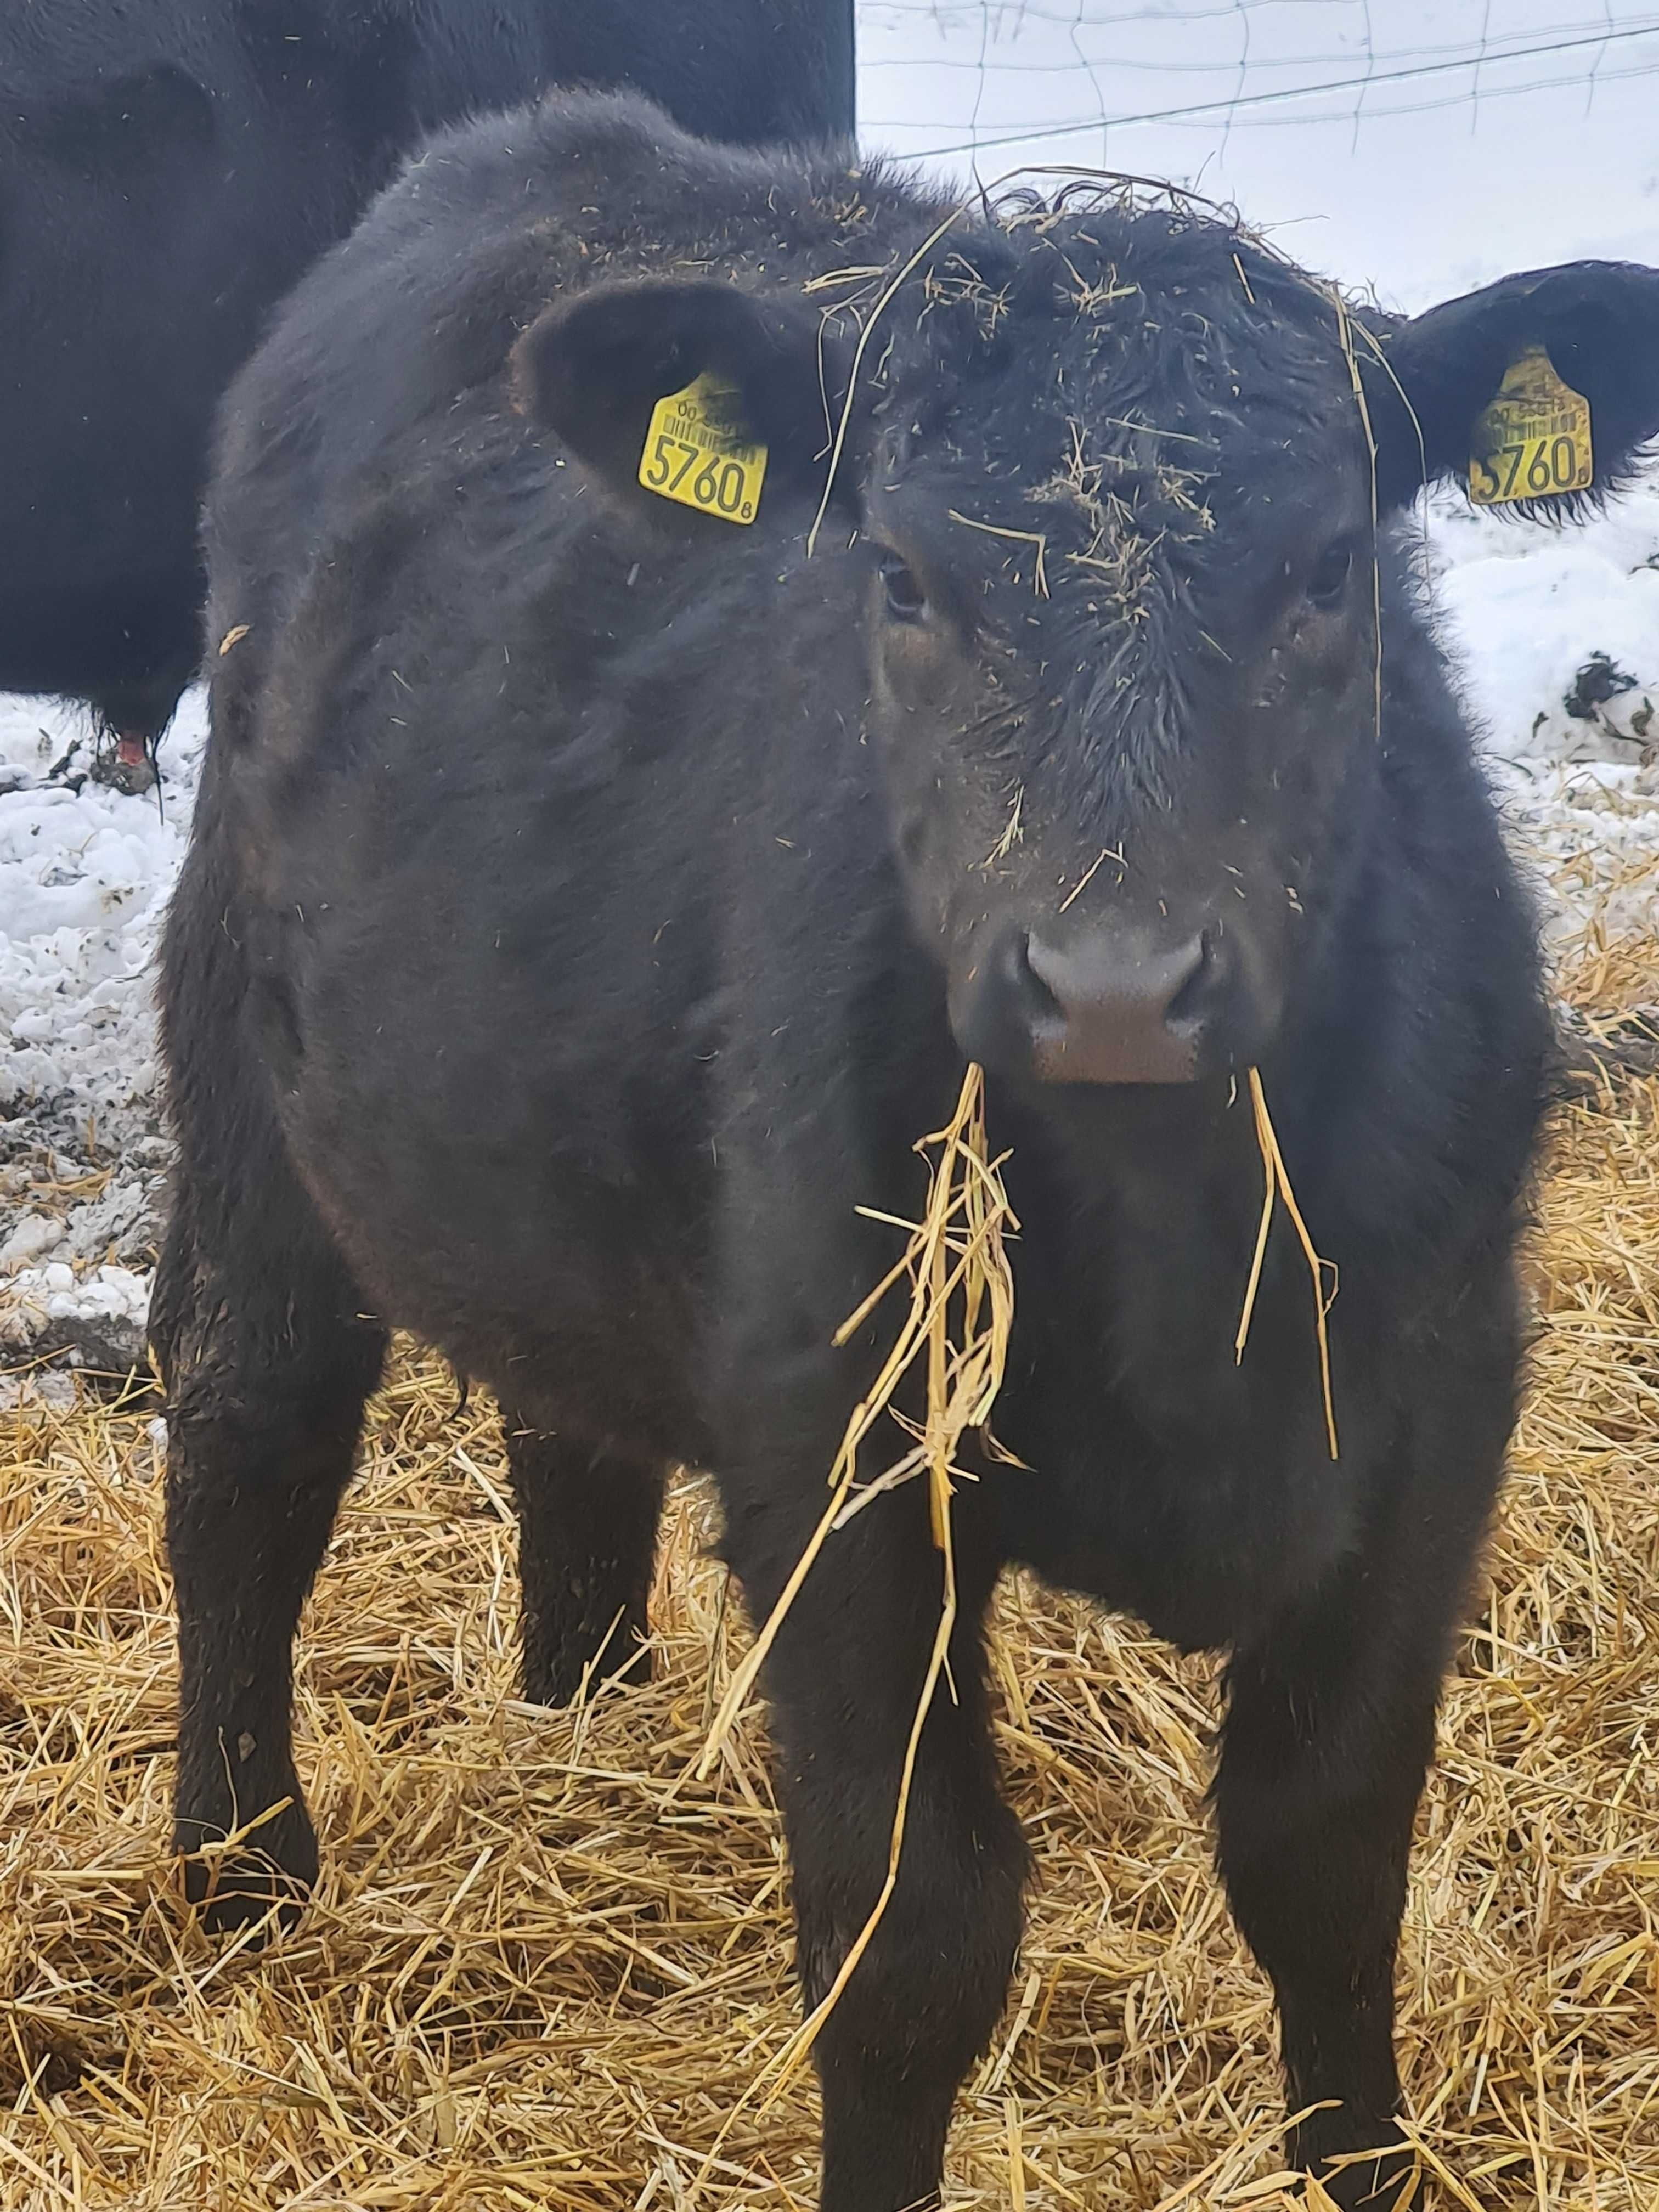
[692,1062,1018,2146]
[1235,1063,1340,1460]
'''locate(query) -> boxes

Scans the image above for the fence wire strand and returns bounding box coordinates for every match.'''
[860,3,1659,164]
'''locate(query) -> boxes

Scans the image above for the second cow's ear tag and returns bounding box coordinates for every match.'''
[638,372,768,524]
[1469,345,1593,506]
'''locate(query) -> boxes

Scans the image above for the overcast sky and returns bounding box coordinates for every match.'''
[856,2,1659,309]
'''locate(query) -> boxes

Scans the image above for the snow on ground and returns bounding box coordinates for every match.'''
[1424,478,1659,970]
[0,695,205,1376]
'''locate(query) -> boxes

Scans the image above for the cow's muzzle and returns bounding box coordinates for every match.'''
[957,922,1238,1085]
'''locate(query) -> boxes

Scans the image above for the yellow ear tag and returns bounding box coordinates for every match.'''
[1469,345,1592,506]
[638,372,768,523]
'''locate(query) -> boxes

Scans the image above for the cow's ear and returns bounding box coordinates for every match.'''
[1361,261,1659,512]
[510,278,851,526]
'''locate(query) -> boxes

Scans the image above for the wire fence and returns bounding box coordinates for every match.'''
[857,3,1659,163]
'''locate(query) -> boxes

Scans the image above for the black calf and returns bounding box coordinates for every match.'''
[157,90,1659,2209]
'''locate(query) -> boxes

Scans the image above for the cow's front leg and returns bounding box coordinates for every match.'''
[721,1425,1025,2212]
[1213,1363,1510,2211]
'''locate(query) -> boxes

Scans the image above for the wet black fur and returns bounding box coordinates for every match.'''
[156,89,1659,2211]
[0,0,854,748]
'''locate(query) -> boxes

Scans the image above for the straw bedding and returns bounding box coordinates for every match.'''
[2,913,1657,2210]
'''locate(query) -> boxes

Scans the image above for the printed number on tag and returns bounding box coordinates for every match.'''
[639,373,768,524]
[1469,345,1593,506]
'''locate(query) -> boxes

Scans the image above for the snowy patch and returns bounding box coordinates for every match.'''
[1419,480,1659,972]
[0,692,205,1367]
[1426,477,1659,769]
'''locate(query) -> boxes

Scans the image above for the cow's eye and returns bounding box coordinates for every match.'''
[1306,538,1355,608]
[879,552,928,623]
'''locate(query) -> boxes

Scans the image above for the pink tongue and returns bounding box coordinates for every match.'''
[116,737,147,768]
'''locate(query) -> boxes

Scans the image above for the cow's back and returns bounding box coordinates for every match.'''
[0,1,856,729]
[0,9,349,704]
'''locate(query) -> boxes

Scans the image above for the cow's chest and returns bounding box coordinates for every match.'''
[981,1227,1379,1651]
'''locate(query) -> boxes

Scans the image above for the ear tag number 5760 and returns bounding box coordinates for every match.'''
[1469,346,1593,507]
[639,373,768,524]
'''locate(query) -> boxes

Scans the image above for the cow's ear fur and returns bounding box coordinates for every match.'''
[511,278,851,524]
[1361,260,1659,512]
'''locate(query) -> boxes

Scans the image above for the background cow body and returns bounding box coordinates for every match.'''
[0,0,854,757]
[155,91,1659,2212]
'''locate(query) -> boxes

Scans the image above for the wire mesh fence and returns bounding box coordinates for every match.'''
[856,3,1659,301]
[859,3,1659,160]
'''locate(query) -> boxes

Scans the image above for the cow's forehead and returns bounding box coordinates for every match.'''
[874,211,1365,541]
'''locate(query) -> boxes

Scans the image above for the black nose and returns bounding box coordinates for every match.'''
[961,925,1225,1085]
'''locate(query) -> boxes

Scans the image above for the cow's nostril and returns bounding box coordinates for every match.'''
[996,928,1064,1028]
[957,925,1065,1075]
[1164,928,1227,1033]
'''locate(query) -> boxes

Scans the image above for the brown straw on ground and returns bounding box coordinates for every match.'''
[3,883,1658,2206]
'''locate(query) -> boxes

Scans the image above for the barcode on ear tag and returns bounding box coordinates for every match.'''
[1469,346,1593,506]
[639,373,768,523]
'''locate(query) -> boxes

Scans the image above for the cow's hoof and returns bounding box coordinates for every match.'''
[175,1807,318,1937]
[184,1860,312,1937]
[1304,2138,1417,2211]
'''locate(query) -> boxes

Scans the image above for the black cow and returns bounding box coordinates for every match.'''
[0,1,854,771]
[154,88,1659,2211]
